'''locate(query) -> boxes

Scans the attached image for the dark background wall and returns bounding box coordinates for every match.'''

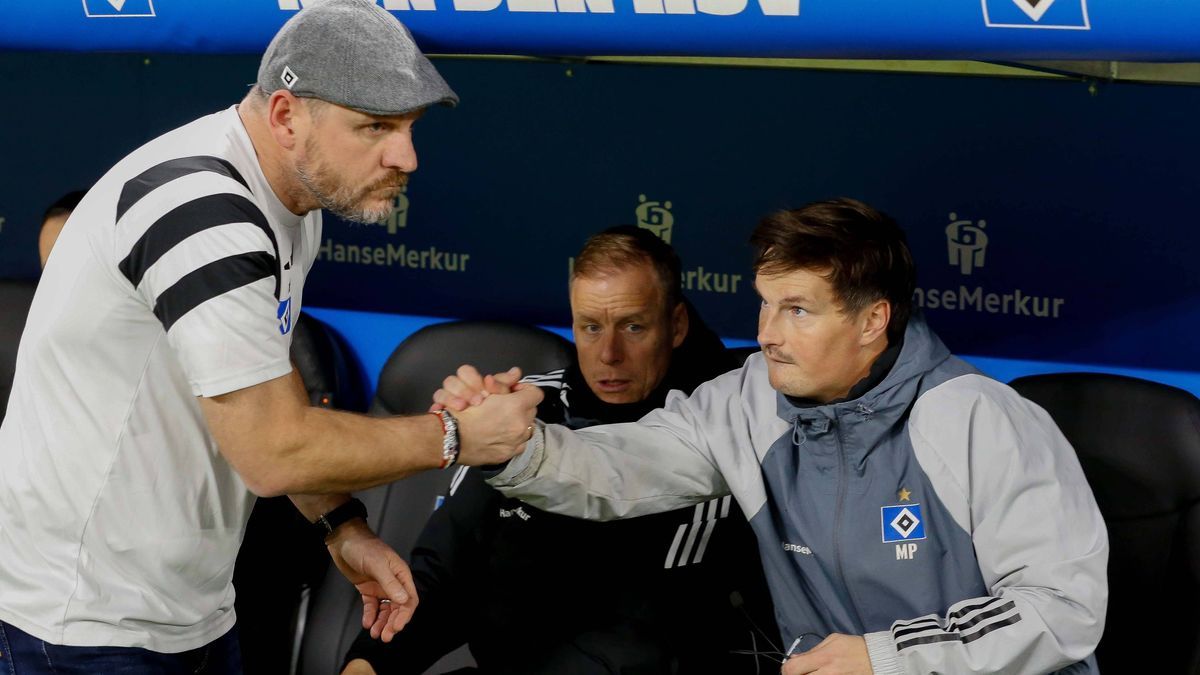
[2,52,1197,392]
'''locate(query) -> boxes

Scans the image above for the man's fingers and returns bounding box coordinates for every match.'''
[432,388,469,412]
[443,373,485,407]
[490,366,522,391]
[482,375,503,396]
[360,553,411,608]
[368,600,393,639]
[385,601,416,639]
[513,385,545,409]
[455,365,486,395]
[781,654,816,675]
[361,594,379,630]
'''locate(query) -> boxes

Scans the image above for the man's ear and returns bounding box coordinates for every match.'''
[671,301,689,349]
[266,90,303,151]
[859,299,891,347]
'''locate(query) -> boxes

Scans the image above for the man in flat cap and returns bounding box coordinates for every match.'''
[0,1,541,671]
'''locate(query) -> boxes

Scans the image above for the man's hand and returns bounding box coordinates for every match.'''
[782,634,872,675]
[452,382,543,465]
[431,365,523,412]
[429,364,543,465]
[326,520,418,642]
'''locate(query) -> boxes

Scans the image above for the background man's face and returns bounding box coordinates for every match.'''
[39,214,69,268]
[294,103,420,224]
[755,268,876,402]
[571,262,686,404]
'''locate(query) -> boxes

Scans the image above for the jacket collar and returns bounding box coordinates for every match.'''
[773,313,952,463]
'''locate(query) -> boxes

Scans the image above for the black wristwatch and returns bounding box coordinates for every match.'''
[312,498,368,541]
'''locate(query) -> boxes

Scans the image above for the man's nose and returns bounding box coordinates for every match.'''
[757,311,778,349]
[382,131,418,174]
[600,333,623,365]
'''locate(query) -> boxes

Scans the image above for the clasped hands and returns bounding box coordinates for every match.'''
[440,365,543,466]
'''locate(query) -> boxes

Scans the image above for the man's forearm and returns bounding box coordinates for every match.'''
[265,408,444,496]
[203,369,539,497]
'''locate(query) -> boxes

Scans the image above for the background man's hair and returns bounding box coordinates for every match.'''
[572,225,683,310]
[750,198,916,342]
[41,190,86,227]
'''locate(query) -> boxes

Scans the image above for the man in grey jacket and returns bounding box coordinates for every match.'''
[440,198,1107,674]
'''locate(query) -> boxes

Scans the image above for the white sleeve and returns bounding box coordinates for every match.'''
[118,182,292,397]
[488,371,750,520]
[865,375,1108,675]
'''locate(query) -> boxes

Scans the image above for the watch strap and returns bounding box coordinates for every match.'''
[313,497,368,540]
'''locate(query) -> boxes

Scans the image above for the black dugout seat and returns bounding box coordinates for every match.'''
[729,345,760,365]
[298,321,575,675]
[1009,373,1200,674]
[0,279,37,425]
[235,311,367,675]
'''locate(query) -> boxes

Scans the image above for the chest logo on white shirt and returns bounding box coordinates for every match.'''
[277,297,293,335]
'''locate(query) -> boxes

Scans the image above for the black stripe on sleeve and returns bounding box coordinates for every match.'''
[959,612,1022,645]
[895,606,1022,652]
[892,600,1015,640]
[892,622,943,640]
[152,252,277,331]
[118,193,280,299]
[947,597,1006,625]
[951,601,1017,632]
[895,633,963,651]
[117,156,249,223]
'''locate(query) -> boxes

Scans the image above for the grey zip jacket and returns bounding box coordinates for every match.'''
[489,316,1108,674]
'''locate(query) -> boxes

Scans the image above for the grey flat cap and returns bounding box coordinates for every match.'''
[257,0,458,116]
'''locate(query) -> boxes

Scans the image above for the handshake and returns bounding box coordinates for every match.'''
[430,365,543,467]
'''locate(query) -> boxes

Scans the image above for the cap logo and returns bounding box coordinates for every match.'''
[281,66,298,90]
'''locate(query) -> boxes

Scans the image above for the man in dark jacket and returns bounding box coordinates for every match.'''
[342,226,777,674]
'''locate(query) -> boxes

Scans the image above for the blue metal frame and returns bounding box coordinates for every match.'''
[3,1,1199,60]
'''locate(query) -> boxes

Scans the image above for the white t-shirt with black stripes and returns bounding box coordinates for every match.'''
[0,106,320,652]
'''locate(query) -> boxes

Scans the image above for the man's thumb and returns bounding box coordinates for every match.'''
[371,561,409,605]
[494,366,523,386]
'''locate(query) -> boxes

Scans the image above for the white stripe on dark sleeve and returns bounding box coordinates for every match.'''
[691,518,718,564]
[664,523,688,569]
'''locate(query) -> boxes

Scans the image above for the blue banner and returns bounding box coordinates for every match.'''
[2,1,1200,60]
[2,53,1199,375]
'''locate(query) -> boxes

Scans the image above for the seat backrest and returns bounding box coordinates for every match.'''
[729,345,760,365]
[291,311,367,413]
[1009,372,1200,674]
[299,320,575,675]
[0,279,37,425]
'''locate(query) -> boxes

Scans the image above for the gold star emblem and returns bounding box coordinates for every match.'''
[898,488,912,502]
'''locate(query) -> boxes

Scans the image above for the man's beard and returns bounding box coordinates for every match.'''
[295,138,407,224]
